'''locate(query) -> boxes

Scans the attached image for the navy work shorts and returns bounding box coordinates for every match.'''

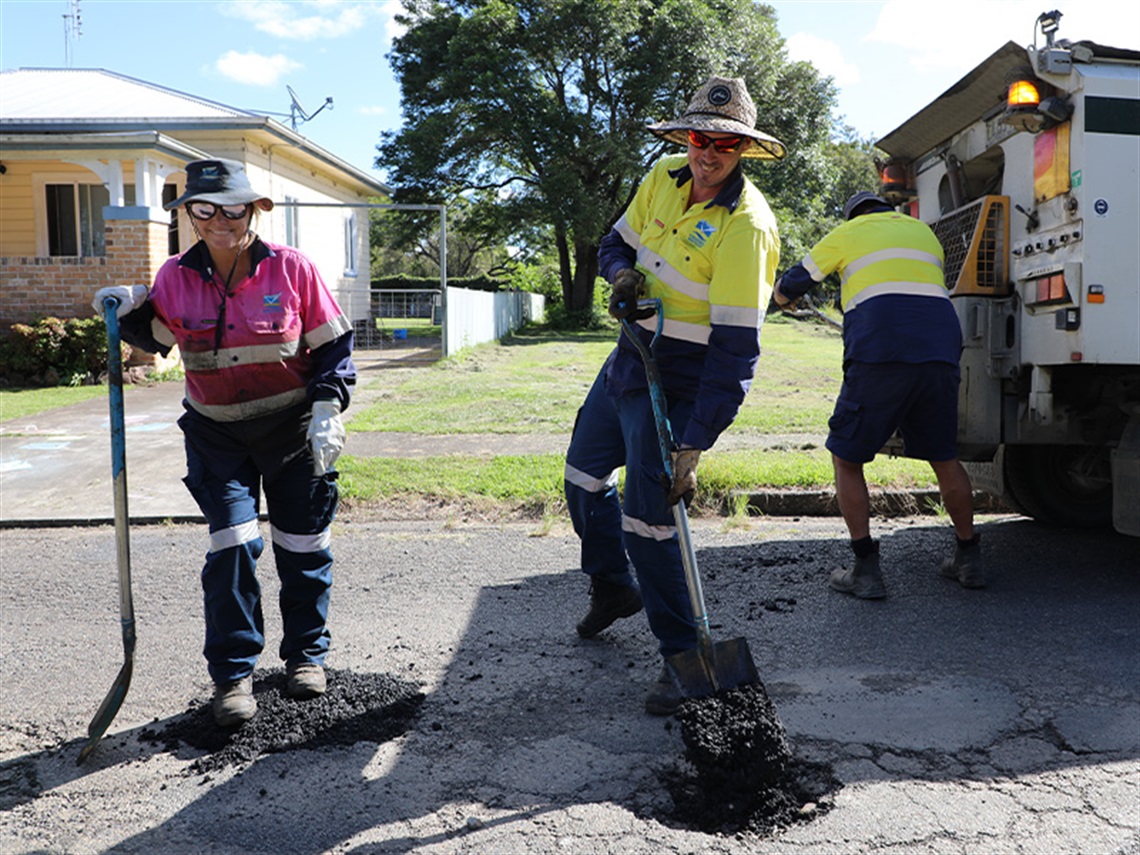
[825,360,961,464]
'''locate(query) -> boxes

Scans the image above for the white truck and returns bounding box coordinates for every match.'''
[874,10,1140,536]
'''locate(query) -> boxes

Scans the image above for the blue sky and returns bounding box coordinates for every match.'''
[1,0,1136,180]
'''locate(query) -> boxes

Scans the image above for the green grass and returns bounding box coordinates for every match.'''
[348,318,842,435]
[337,446,934,515]
[349,327,615,433]
[340,316,938,514]
[0,385,108,423]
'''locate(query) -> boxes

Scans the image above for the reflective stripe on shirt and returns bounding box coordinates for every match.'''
[845,280,951,310]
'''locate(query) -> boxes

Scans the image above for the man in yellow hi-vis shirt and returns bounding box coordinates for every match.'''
[564,76,783,715]
[774,191,983,599]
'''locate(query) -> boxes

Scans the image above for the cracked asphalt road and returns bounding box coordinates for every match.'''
[2,513,1138,853]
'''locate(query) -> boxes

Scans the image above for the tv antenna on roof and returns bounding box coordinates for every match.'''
[62,0,82,67]
[287,86,334,131]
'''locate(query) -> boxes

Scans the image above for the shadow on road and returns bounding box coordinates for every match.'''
[1,516,1136,852]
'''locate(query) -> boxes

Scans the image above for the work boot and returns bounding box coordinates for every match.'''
[829,545,887,599]
[212,677,256,727]
[940,536,985,589]
[286,660,327,699]
[576,577,643,638]
[645,667,683,717]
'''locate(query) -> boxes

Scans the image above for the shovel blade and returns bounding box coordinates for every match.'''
[665,637,760,699]
[77,658,133,764]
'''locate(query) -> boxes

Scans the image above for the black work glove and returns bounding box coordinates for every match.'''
[667,448,701,506]
[608,268,654,320]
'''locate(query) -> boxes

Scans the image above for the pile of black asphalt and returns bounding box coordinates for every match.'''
[660,682,840,836]
[138,664,837,838]
[139,668,425,774]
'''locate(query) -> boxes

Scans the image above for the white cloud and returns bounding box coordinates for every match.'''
[358,105,388,116]
[867,0,1140,75]
[382,0,408,41]
[215,50,302,86]
[223,0,386,41]
[785,32,861,86]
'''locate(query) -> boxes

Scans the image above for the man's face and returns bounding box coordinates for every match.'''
[686,130,751,199]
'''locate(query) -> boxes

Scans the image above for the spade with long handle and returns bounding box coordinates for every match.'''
[619,300,760,698]
[77,297,137,764]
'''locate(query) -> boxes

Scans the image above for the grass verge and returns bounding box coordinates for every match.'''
[339,316,937,517]
[0,385,107,423]
[337,446,936,519]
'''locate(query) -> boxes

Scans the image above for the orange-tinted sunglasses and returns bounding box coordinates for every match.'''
[687,129,746,153]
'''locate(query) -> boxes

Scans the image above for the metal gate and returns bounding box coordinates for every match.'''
[275,200,448,365]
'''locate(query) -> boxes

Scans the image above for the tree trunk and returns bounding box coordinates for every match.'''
[568,238,599,313]
[555,226,573,306]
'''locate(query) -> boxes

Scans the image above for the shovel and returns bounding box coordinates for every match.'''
[619,300,760,699]
[78,297,138,764]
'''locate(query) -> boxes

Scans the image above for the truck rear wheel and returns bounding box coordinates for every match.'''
[1003,444,1113,528]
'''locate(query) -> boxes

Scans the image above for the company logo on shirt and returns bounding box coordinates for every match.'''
[688,219,717,248]
[263,293,283,311]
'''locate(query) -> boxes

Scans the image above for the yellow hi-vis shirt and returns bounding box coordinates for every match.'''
[804,211,947,311]
[615,155,780,345]
[606,154,779,450]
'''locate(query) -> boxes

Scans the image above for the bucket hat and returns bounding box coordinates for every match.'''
[648,75,786,160]
[165,158,274,212]
[843,190,890,220]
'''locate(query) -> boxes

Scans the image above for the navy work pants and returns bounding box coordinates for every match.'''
[564,368,697,657]
[182,435,338,685]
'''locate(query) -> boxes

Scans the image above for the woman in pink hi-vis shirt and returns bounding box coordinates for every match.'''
[94,158,356,728]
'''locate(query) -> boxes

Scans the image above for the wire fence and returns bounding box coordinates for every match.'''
[348,289,443,356]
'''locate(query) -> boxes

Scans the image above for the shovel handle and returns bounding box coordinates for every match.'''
[103,298,136,633]
[620,308,717,684]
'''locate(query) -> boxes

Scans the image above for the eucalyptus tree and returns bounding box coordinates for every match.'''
[378,0,838,317]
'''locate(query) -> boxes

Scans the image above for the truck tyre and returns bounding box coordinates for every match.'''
[1003,444,1113,529]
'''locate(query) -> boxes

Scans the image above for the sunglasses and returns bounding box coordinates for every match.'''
[187,202,251,221]
[687,130,746,153]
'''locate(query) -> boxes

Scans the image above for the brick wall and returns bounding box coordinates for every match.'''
[0,218,166,329]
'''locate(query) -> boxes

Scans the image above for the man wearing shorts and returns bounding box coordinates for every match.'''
[773,191,983,597]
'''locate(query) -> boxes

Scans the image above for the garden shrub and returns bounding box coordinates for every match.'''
[0,316,129,387]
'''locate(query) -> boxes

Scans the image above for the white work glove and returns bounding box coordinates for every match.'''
[92,285,148,318]
[307,400,346,476]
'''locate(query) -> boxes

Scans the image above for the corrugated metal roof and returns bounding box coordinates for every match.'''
[0,68,392,196]
[0,68,250,122]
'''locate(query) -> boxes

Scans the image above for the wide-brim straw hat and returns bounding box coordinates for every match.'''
[648,75,786,160]
[165,158,275,211]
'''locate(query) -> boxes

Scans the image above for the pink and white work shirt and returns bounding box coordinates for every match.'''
[147,239,352,422]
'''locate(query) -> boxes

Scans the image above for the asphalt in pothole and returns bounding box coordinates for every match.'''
[661,682,840,836]
[140,668,425,774]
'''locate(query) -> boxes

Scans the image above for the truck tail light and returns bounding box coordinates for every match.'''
[1029,273,1070,306]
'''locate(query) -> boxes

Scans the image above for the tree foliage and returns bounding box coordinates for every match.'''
[378,0,839,318]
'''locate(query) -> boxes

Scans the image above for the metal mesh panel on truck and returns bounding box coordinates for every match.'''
[930,195,1010,296]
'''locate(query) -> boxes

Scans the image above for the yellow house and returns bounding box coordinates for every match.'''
[0,68,391,361]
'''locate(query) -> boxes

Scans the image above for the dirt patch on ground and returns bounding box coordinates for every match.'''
[140,668,424,774]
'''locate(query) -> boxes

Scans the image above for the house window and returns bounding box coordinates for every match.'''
[43,181,180,257]
[284,196,300,247]
[343,211,357,275]
[163,184,180,256]
[46,183,115,256]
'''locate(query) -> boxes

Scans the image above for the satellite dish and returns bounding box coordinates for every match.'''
[287,85,334,131]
